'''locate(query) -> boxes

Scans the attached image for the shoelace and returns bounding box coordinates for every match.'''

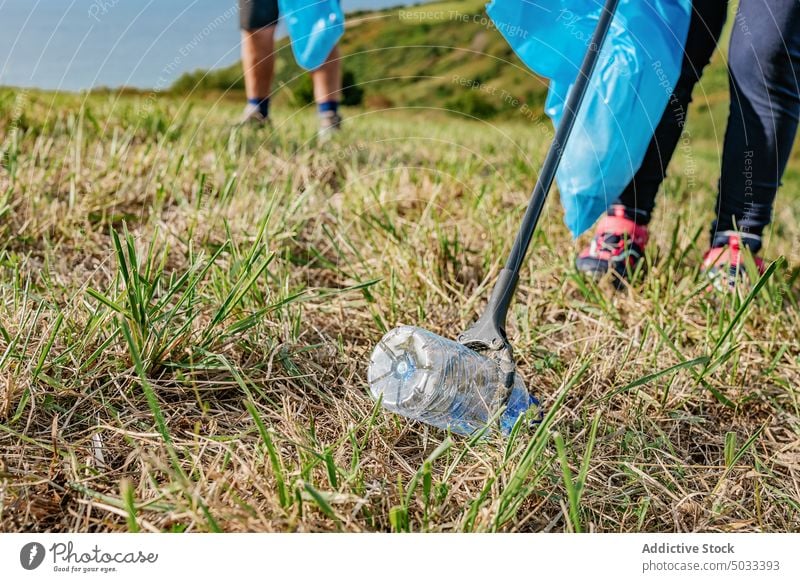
[596,233,625,254]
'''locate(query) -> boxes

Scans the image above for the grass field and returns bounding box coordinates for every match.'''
[2,3,800,533]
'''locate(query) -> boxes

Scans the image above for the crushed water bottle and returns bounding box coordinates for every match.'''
[368,326,540,436]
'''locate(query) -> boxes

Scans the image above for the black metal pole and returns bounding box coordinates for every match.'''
[460,0,621,350]
[506,0,620,275]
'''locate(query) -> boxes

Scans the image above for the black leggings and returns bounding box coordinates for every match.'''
[616,0,800,248]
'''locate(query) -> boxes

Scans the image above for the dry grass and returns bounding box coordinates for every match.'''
[1,86,799,533]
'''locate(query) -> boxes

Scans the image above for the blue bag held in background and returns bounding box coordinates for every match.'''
[279,0,345,71]
[487,0,691,236]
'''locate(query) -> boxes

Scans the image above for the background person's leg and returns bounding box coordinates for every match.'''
[239,0,279,122]
[312,47,342,105]
[242,27,276,103]
[713,0,800,250]
[614,0,729,224]
[312,46,343,134]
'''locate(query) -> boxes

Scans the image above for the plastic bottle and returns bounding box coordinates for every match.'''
[368,326,540,436]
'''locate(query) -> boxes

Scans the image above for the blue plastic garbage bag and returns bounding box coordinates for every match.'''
[279,0,345,71]
[487,0,691,236]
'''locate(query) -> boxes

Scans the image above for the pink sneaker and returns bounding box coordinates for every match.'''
[576,205,650,285]
[702,233,766,291]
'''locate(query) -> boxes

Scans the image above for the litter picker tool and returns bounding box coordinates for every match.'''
[368,0,621,435]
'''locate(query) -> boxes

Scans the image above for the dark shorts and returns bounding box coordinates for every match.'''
[239,0,279,30]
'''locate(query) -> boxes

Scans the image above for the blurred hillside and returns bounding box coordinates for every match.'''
[169,0,552,119]
[168,0,737,125]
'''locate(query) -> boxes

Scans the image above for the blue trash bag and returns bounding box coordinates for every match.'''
[279,0,345,71]
[487,0,691,236]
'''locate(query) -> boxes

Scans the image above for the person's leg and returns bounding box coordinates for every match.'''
[577,0,729,281]
[242,27,276,102]
[712,0,800,251]
[312,46,342,105]
[615,0,729,223]
[239,0,279,122]
[312,46,343,133]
